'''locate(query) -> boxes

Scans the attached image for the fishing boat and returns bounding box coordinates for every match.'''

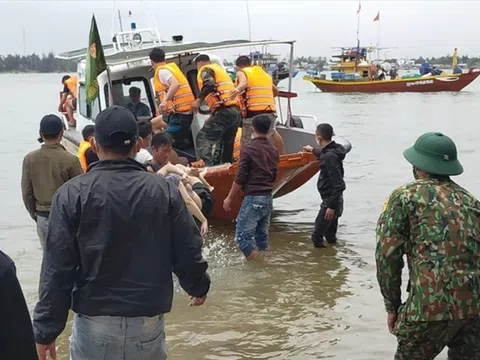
[55,18,352,221]
[304,69,480,93]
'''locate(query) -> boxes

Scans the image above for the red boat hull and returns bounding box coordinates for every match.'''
[304,71,480,93]
[204,152,319,222]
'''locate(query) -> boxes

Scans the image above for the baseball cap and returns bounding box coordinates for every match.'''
[95,106,138,148]
[38,114,64,143]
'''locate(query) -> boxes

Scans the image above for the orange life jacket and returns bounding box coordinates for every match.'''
[153,63,195,114]
[78,140,91,172]
[197,63,239,113]
[238,66,276,116]
[65,76,78,98]
[233,127,242,161]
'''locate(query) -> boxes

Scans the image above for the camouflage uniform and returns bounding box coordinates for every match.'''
[376,132,480,360]
[196,68,241,166]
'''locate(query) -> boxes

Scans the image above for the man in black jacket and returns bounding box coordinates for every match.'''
[304,123,347,248]
[0,250,37,359]
[34,106,210,360]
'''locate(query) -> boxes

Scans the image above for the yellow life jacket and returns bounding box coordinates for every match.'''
[153,63,195,114]
[65,76,78,98]
[78,140,91,173]
[197,63,239,113]
[239,66,276,114]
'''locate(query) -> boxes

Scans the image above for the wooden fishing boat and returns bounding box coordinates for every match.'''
[304,70,480,93]
[55,20,352,221]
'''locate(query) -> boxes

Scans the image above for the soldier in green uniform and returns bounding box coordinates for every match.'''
[376,132,480,360]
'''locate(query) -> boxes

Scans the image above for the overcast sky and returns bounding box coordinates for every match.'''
[0,0,477,60]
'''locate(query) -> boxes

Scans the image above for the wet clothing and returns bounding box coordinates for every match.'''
[235,136,279,196]
[310,141,346,246]
[21,143,83,220]
[196,106,241,166]
[164,113,194,150]
[192,183,213,216]
[0,250,37,360]
[376,177,480,358]
[236,194,273,257]
[394,313,480,360]
[33,158,210,345]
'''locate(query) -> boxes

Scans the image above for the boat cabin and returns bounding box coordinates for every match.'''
[330,47,370,77]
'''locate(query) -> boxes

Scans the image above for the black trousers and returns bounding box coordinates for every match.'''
[311,197,344,247]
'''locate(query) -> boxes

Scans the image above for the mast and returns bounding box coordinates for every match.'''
[22,28,26,56]
[354,1,361,72]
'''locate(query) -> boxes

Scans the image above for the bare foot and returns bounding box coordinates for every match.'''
[246,250,260,260]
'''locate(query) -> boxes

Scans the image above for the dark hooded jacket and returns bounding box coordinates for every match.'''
[313,141,347,209]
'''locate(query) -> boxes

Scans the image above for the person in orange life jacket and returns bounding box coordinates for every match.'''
[58,75,77,127]
[230,56,286,155]
[303,123,347,248]
[149,48,195,151]
[78,125,99,172]
[193,54,241,166]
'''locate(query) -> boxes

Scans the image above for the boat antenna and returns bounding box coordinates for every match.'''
[245,0,252,41]
[354,1,361,72]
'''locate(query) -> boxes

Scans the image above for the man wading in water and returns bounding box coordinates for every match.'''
[376,132,480,359]
[33,106,210,360]
[303,123,347,248]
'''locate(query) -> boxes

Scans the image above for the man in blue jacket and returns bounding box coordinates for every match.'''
[34,106,210,360]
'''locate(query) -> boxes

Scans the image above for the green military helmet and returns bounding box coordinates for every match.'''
[403,132,464,176]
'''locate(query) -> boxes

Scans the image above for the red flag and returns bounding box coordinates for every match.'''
[373,11,380,21]
[357,2,361,14]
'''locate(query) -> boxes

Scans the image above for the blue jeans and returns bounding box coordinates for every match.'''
[235,194,273,257]
[70,314,167,360]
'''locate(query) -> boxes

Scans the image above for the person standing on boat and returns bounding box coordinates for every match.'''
[78,125,99,172]
[303,123,346,248]
[230,55,286,155]
[193,54,242,166]
[376,132,480,359]
[223,114,279,260]
[125,86,152,118]
[149,47,196,151]
[58,75,77,127]
[21,115,83,250]
[33,106,210,360]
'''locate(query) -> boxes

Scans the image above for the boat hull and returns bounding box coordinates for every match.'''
[304,71,480,93]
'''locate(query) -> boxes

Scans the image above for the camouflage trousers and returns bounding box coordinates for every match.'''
[196,106,241,166]
[394,316,480,360]
[241,112,276,148]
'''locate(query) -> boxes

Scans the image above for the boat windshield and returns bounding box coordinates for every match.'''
[107,77,156,118]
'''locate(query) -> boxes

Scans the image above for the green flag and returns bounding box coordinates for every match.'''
[85,15,107,105]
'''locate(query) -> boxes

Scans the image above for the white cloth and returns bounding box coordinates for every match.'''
[135,148,153,164]
[158,69,173,86]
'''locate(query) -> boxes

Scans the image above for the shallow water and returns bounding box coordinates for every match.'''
[1,72,480,359]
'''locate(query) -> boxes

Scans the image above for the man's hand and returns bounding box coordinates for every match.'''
[200,220,208,236]
[223,197,233,212]
[303,145,313,152]
[159,100,168,114]
[387,313,398,334]
[189,295,207,306]
[36,343,57,360]
[324,208,335,221]
[191,99,201,112]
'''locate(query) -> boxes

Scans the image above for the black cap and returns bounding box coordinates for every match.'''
[38,114,64,143]
[95,106,138,148]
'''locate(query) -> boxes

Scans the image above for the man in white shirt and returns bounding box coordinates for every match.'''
[135,120,153,164]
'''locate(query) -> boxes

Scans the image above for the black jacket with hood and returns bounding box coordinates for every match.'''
[313,141,347,209]
[33,159,210,345]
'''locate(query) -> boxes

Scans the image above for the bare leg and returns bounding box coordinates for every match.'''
[198,169,214,192]
[66,100,76,127]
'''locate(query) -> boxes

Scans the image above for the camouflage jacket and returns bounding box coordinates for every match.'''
[376,177,480,321]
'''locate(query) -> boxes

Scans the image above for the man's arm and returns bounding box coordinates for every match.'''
[375,189,408,314]
[21,156,36,221]
[69,156,84,179]
[0,253,37,359]
[198,69,216,101]
[272,84,279,97]
[164,76,181,102]
[235,71,248,93]
[168,181,210,298]
[33,186,79,345]
[324,153,346,209]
